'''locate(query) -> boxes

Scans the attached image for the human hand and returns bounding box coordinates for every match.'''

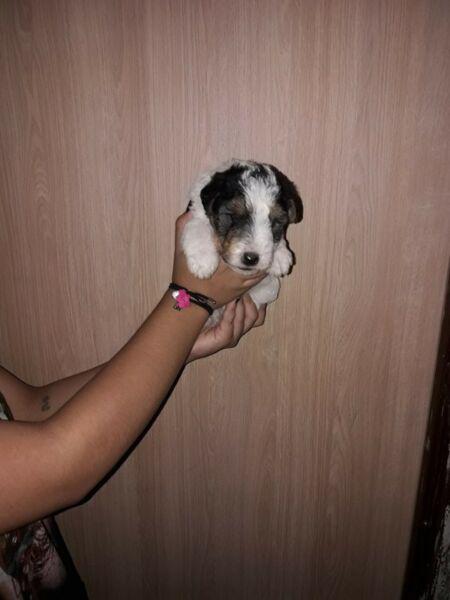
[187,294,267,362]
[172,212,266,308]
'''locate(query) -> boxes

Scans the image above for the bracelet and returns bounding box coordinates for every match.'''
[169,283,216,316]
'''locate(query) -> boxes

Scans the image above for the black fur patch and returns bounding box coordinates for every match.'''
[250,163,270,180]
[214,198,252,240]
[200,165,247,217]
[269,203,289,242]
[269,164,303,223]
[200,164,252,239]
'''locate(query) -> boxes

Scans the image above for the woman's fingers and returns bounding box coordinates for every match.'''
[242,271,267,289]
[218,301,238,346]
[232,298,246,344]
[221,299,237,327]
[254,303,267,327]
[230,295,263,345]
[241,295,259,333]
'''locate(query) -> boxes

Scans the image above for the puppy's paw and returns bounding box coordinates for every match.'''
[181,218,220,279]
[186,251,220,279]
[269,244,293,277]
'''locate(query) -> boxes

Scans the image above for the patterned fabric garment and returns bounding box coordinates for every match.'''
[0,394,88,599]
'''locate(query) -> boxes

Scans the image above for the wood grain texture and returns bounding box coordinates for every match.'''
[1,0,450,598]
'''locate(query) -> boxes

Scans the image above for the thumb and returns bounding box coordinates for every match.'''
[214,301,237,340]
[221,300,237,326]
[174,212,192,253]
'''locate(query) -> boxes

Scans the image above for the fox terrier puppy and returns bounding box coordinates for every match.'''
[181,159,303,325]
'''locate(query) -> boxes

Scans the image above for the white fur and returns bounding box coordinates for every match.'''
[268,238,293,277]
[240,174,278,272]
[249,275,280,306]
[181,216,219,278]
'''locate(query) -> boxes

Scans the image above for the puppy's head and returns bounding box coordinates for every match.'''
[198,159,303,274]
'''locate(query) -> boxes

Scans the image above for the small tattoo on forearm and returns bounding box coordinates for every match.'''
[41,395,51,412]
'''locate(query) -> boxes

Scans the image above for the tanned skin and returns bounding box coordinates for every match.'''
[0,213,267,533]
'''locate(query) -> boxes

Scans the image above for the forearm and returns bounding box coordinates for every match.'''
[0,291,208,532]
[0,360,105,423]
[46,290,208,498]
[0,212,264,532]
[30,364,105,421]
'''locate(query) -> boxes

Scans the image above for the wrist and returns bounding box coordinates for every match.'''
[168,282,216,315]
[159,289,210,323]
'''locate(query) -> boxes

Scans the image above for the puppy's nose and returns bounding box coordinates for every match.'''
[242,252,259,266]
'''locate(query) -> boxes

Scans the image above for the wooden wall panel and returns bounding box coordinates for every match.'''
[1,0,449,598]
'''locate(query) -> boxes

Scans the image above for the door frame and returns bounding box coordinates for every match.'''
[403,265,450,598]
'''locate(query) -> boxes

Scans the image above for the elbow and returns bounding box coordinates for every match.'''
[0,420,93,534]
[58,474,89,510]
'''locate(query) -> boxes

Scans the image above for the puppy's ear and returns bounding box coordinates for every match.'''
[270,165,303,224]
[200,173,227,216]
[200,165,245,216]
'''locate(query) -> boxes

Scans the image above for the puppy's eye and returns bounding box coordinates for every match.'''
[271,219,285,241]
[272,219,284,231]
